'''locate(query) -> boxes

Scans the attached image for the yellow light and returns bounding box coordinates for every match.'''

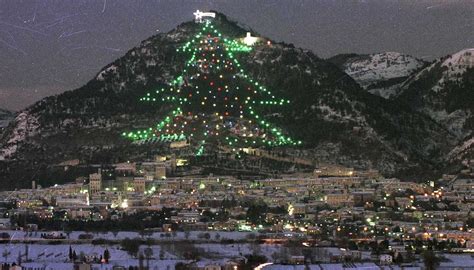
[121,199,129,209]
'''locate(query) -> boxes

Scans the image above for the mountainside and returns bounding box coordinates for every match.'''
[329,52,426,99]
[396,48,474,166]
[0,12,461,189]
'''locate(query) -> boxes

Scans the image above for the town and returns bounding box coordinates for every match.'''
[0,153,473,270]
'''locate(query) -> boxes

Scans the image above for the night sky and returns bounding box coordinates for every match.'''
[0,0,472,111]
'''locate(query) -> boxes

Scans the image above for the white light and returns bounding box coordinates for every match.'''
[193,10,216,23]
[243,32,258,46]
[255,263,273,270]
[121,199,129,209]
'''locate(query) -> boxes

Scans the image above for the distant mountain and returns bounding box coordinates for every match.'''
[397,48,474,166]
[329,52,426,99]
[0,12,461,189]
[0,109,14,135]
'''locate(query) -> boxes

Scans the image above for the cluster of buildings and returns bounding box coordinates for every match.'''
[0,156,473,264]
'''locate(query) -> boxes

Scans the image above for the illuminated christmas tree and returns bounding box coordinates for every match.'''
[123,17,301,155]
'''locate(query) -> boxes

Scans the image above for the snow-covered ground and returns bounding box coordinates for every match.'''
[2,230,262,242]
[426,48,474,93]
[0,242,273,270]
[448,135,474,161]
[0,111,39,160]
[264,263,384,270]
[343,52,423,86]
[340,52,425,99]
[4,233,469,270]
[441,48,474,75]
[20,260,181,270]
[259,253,474,270]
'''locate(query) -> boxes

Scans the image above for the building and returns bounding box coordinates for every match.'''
[170,140,189,148]
[353,191,374,206]
[155,164,166,179]
[314,165,354,177]
[288,256,305,265]
[133,177,146,193]
[115,162,136,175]
[89,170,102,194]
[325,193,354,207]
[379,254,393,265]
[450,178,474,195]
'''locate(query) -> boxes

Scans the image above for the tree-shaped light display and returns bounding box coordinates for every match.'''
[123,19,301,155]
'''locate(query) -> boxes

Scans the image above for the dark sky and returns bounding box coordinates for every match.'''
[0,0,472,111]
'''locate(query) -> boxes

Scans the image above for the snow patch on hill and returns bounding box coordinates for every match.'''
[442,48,474,72]
[432,48,474,91]
[339,52,425,99]
[400,49,474,135]
[96,64,117,81]
[448,135,474,161]
[344,52,422,84]
[413,48,474,93]
[0,111,39,160]
[423,109,472,137]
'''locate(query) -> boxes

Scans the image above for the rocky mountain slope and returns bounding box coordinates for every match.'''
[396,48,474,166]
[329,52,426,99]
[0,12,463,189]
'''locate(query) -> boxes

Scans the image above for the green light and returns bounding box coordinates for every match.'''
[125,20,301,149]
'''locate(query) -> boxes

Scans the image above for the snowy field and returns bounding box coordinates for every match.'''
[1,230,261,242]
[2,240,471,270]
[0,243,183,270]
[0,230,285,269]
[6,230,472,270]
[0,241,280,270]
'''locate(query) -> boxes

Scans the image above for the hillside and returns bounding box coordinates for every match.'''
[396,48,474,168]
[0,12,460,189]
[329,52,426,99]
